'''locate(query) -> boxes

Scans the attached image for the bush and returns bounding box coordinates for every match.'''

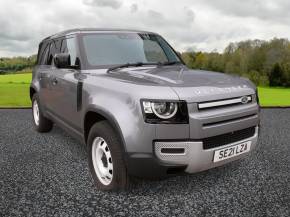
[246,71,270,86]
[248,70,260,85]
[258,75,269,86]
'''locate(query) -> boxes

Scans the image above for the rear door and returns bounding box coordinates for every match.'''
[36,41,53,110]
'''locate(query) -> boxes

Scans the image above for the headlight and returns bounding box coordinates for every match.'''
[141,100,188,124]
[151,102,178,119]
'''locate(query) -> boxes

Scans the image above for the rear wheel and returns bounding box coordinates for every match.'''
[32,94,53,132]
[88,121,129,190]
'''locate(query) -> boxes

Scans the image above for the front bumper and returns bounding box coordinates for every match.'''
[126,126,258,178]
[154,126,259,173]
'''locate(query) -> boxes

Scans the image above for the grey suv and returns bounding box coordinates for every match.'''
[30,28,260,190]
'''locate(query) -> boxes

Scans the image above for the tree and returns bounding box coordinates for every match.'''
[269,63,284,86]
[181,52,195,68]
[180,37,290,87]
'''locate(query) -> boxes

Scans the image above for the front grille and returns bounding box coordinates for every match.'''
[198,96,252,110]
[203,114,257,127]
[202,127,256,150]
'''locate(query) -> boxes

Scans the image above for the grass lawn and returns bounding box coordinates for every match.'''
[258,87,290,107]
[0,73,31,107]
[0,84,31,107]
[0,73,290,107]
[0,73,32,84]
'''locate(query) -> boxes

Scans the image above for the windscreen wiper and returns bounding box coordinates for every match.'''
[107,62,157,72]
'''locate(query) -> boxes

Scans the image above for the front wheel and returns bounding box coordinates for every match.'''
[88,121,129,190]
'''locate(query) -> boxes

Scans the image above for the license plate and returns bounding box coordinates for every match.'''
[213,141,251,163]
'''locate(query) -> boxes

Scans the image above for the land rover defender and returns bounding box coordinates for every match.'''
[30,28,260,190]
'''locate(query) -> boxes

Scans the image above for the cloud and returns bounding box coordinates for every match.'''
[82,0,122,9]
[1,0,290,56]
[203,0,290,25]
[147,10,164,20]
[184,7,195,23]
[130,3,138,13]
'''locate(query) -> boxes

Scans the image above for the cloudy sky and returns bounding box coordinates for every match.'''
[1,0,290,57]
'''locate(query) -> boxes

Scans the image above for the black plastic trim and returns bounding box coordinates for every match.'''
[161,148,185,154]
[77,81,83,111]
[126,153,187,178]
[202,126,256,150]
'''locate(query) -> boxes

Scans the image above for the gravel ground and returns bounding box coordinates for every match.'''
[0,109,289,217]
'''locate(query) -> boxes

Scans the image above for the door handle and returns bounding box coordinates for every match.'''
[51,77,58,85]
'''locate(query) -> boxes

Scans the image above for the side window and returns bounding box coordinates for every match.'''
[156,36,180,62]
[55,40,62,52]
[37,43,44,65]
[47,40,61,65]
[60,39,67,53]
[61,37,77,65]
[143,40,168,62]
[40,44,49,65]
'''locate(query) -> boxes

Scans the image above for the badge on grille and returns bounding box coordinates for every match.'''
[241,96,249,104]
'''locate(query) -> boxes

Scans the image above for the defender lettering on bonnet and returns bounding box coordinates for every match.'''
[30,28,260,190]
[193,85,249,96]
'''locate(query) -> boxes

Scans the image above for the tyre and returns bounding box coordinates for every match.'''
[88,121,129,191]
[32,94,53,132]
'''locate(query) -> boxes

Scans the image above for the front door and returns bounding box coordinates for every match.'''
[47,36,82,131]
[49,67,81,130]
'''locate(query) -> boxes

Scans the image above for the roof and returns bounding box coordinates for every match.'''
[42,28,155,42]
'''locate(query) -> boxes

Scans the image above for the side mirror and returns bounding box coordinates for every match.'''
[54,53,71,68]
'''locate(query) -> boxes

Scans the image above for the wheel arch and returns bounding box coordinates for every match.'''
[30,86,37,100]
[83,108,128,155]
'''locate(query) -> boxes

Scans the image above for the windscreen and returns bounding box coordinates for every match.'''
[81,33,180,67]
